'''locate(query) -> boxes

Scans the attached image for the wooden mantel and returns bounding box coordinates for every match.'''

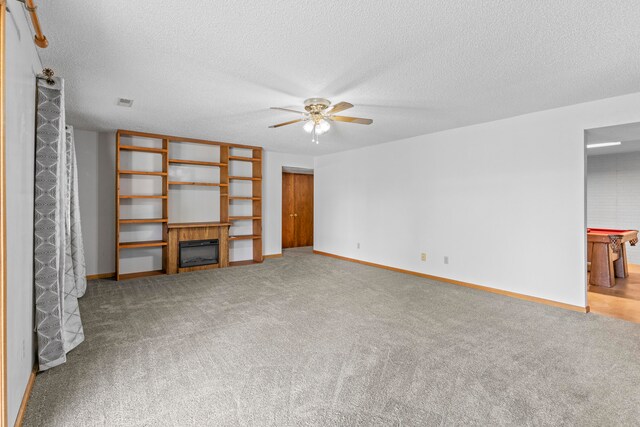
[168,222,231,229]
[167,222,230,274]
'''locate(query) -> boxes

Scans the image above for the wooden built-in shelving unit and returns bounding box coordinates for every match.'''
[228,146,263,264]
[116,129,263,280]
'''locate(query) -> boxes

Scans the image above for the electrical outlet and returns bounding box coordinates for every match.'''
[444,256,449,264]
[357,242,360,249]
[21,339,25,359]
[421,252,427,262]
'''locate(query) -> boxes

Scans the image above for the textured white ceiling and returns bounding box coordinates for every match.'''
[36,0,640,155]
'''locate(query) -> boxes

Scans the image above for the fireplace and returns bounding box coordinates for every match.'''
[167,222,229,274]
[179,239,219,268]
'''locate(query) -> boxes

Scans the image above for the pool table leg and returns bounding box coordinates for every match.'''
[613,242,629,278]
[589,242,616,287]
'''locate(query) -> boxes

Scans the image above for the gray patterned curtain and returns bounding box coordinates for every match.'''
[34,76,87,371]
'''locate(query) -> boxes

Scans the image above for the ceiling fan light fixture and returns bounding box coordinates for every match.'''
[269,98,372,145]
[303,121,315,133]
[317,119,330,134]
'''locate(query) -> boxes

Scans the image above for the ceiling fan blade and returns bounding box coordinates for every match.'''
[269,118,304,128]
[270,107,306,114]
[327,102,353,114]
[330,115,373,125]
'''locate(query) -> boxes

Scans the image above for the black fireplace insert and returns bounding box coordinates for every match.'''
[179,239,219,268]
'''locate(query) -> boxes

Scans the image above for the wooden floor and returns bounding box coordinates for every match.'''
[588,263,640,323]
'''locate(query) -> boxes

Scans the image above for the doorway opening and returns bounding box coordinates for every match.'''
[282,167,313,250]
[585,122,640,323]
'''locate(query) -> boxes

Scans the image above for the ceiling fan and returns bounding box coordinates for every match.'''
[269,98,373,144]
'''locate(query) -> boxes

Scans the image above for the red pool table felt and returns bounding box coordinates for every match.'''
[587,228,632,235]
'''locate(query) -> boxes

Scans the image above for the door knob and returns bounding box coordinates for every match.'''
[290,214,293,217]
[294,213,298,217]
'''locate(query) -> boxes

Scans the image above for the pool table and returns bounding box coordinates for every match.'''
[587,228,638,288]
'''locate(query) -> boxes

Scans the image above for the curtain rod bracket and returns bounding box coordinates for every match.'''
[40,68,55,85]
[16,0,48,48]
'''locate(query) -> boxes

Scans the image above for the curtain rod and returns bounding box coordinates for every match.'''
[18,0,48,48]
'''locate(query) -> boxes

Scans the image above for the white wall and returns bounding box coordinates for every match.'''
[587,152,640,264]
[315,92,640,308]
[263,151,314,255]
[74,130,116,276]
[4,0,42,424]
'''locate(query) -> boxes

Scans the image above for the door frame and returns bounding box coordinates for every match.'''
[281,167,314,250]
[583,130,589,309]
[281,171,295,249]
[1,1,8,425]
[583,123,640,312]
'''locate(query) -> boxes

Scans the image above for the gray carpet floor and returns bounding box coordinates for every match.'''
[23,247,640,426]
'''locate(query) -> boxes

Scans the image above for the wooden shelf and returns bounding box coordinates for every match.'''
[118,270,165,280]
[229,176,261,181]
[229,156,261,163]
[169,159,227,167]
[119,195,168,199]
[120,145,167,154]
[229,196,261,200]
[119,170,167,176]
[229,235,262,241]
[168,181,228,187]
[119,218,168,224]
[119,240,168,249]
[229,216,262,221]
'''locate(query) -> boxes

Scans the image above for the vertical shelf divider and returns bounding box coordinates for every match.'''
[161,138,169,272]
[115,132,121,280]
[252,148,263,262]
[220,145,229,223]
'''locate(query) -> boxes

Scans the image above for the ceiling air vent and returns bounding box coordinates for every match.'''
[117,98,134,107]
